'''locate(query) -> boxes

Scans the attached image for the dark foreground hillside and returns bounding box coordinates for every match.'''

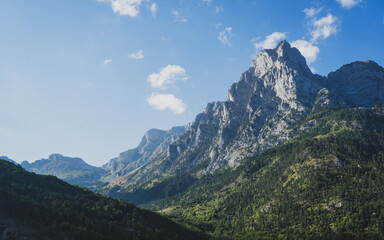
[0,160,205,240]
[140,107,384,239]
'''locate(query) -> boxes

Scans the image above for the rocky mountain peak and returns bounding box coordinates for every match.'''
[326,60,384,107]
[99,41,384,191]
[137,129,167,150]
[228,40,322,112]
[251,40,313,79]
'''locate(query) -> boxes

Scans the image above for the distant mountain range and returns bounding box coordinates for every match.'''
[5,40,384,239]
[9,126,186,188]
[20,154,106,189]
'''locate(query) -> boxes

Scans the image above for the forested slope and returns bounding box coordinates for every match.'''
[139,107,384,239]
[0,160,205,240]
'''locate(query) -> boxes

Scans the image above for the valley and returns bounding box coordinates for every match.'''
[3,41,384,239]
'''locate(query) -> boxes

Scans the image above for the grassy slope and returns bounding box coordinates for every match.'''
[0,160,206,240]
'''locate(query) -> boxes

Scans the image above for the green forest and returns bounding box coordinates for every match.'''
[2,107,384,239]
[136,108,384,239]
[0,160,205,240]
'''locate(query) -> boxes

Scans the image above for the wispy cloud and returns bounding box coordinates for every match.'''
[303,8,322,18]
[147,93,187,114]
[253,7,338,68]
[215,6,224,13]
[97,0,144,17]
[254,32,286,50]
[291,40,320,64]
[150,3,157,17]
[218,27,233,46]
[336,0,362,9]
[172,10,187,22]
[103,59,112,66]
[128,50,144,59]
[310,14,340,42]
[147,65,189,89]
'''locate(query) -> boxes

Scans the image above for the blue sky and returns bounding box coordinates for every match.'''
[0,0,383,166]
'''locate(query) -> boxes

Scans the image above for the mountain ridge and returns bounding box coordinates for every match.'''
[101,40,384,194]
[21,154,106,188]
[16,41,384,205]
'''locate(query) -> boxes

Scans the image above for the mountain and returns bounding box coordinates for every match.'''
[16,126,185,188]
[100,40,384,198]
[4,40,384,239]
[0,156,17,165]
[144,107,384,239]
[21,154,106,188]
[101,126,186,182]
[0,159,205,240]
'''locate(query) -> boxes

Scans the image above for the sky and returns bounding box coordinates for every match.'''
[0,0,383,166]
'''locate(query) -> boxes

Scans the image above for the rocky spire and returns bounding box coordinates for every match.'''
[252,40,313,78]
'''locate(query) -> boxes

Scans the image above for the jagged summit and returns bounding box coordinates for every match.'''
[229,40,324,112]
[252,40,313,78]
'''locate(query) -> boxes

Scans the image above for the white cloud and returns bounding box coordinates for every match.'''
[215,6,224,13]
[303,8,322,18]
[310,14,339,42]
[336,0,362,9]
[98,0,143,17]
[172,10,187,22]
[150,3,157,17]
[128,50,144,59]
[147,93,186,114]
[147,65,189,89]
[254,32,286,50]
[218,27,232,46]
[103,59,112,66]
[291,40,320,64]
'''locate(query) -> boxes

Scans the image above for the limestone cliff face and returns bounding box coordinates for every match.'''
[165,40,326,173]
[103,40,384,190]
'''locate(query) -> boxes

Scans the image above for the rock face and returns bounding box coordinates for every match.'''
[327,61,384,107]
[102,40,384,191]
[164,41,326,173]
[21,154,106,188]
[101,126,185,182]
